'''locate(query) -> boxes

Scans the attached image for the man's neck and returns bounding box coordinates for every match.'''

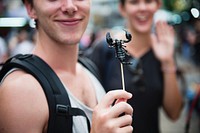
[33,41,79,74]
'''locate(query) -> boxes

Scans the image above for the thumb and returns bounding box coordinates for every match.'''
[151,33,158,48]
[99,90,132,108]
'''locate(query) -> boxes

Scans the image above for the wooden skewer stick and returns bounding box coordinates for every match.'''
[120,63,125,91]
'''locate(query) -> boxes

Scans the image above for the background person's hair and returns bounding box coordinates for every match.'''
[22,0,33,6]
[120,0,125,5]
[119,0,159,6]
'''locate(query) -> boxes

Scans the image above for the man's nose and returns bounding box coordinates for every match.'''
[61,0,78,15]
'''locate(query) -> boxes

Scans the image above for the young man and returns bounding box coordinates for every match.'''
[0,0,133,133]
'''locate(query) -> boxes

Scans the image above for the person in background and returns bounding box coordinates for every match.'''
[0,0,133,133]
[180,25,197,62]
[8,27,35,56]
[192,21,200,67]
[85,0,183,133]
[0,36,8,65]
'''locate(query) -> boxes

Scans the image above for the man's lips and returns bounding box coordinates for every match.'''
[56,18,82,26]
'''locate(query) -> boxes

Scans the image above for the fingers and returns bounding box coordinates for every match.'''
[156,21,166,42]
[151,33,157,48]
[115,98,127,104]
[155,21,174,44]
[113,113,133,128]
[117,126,133,133]
[91,90,133,133]
[156,21,173,35]
[156,21,164,40]
[98,90,132,108]
[110,101,133,118]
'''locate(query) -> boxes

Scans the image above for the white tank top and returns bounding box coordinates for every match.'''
[1,64,106,133]
[64,64,106,133]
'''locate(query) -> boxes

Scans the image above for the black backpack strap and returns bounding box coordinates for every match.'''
[0,54,90,133]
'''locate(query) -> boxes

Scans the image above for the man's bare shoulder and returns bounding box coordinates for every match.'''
[0,70,45,98]
[0,70,48,133]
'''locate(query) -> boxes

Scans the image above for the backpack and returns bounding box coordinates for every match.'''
[0,54,100,133]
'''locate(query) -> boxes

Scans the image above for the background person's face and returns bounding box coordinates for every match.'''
[120,0,160,34]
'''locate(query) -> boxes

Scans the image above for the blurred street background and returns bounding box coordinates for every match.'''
[0,0,200,133]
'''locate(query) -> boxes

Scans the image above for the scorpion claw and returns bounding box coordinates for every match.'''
[106,29,132,65]
[106,32,114,46]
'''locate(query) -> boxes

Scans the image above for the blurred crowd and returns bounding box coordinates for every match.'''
[0,0,200,133]
[0,25,36,64]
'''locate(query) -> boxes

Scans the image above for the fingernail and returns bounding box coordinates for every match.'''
[128,92,132,97]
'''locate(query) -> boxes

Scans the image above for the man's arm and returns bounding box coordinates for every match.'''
[0,71,48,133]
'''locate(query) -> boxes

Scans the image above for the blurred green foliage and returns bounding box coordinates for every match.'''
[163,0,194,12]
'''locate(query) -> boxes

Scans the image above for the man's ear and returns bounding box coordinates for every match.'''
[24,1,37,20]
